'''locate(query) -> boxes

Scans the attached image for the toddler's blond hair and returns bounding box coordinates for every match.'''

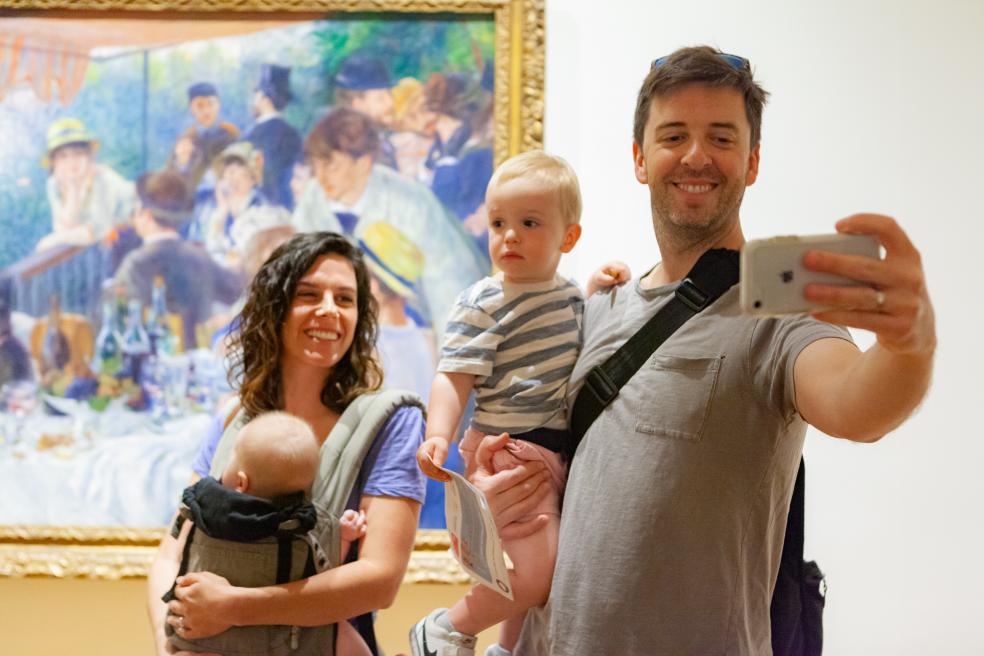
[486,150,582,225]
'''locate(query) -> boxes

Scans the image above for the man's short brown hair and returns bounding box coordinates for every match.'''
[304,107,379,162]
[633,46,769,149]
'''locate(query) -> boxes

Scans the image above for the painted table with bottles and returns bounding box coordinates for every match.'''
[0,342,229,527]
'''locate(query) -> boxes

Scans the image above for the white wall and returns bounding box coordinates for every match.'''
[546,1,984,653]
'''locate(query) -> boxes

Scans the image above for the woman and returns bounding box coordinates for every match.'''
[146,231,426,656]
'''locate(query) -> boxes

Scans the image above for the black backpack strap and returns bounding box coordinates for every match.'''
[786,458,806,568]
[567,248,739,460]
[771,457,812,655]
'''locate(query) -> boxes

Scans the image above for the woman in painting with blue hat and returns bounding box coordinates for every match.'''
[35,117,136,252]
[245,63,303,211]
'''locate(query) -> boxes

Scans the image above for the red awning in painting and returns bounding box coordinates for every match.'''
[0,17,304,106]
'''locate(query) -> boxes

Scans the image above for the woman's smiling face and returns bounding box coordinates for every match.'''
[280,254,359,373]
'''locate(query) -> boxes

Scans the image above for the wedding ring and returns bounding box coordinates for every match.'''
[177,616,185,630]
[875,290,886,313]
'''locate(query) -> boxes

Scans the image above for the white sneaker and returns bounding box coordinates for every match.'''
[485,644,512,656]
[409,608,477,656]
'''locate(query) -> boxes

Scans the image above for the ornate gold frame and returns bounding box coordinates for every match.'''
[0,0,544,582]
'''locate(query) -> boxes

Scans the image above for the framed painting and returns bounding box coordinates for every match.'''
[0,0,544,581]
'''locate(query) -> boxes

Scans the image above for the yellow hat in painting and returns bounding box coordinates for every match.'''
[46,117,99,155]
[391,77,424,122]
[358,222,425,300]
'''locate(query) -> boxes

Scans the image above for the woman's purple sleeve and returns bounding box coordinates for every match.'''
[190,412,226,478]
[361,405,427,503]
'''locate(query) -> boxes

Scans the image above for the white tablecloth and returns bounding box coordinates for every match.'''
[0,407,210,527]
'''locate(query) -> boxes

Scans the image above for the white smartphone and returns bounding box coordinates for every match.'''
[740,233,881,316]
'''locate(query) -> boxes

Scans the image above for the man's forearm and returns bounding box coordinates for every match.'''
[801,339,934,442]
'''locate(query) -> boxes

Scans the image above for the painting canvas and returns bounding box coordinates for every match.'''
[0,1,544,578]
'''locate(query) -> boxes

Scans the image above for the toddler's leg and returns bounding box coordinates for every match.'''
[334,619,372,656]
[446,513,559,637]
[495,612,526,653]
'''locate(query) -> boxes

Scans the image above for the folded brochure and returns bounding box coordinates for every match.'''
[435,459,513,600]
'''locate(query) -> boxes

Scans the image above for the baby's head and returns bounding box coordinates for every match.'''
[220,412,320,499]
[484,150,582,283]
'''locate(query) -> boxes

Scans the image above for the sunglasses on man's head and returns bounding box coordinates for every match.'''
[651,53,749,70]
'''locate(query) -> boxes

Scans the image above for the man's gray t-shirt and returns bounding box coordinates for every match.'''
[517,277,851,656]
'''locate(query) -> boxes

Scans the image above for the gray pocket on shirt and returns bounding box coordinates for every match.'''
[634,354,724,442]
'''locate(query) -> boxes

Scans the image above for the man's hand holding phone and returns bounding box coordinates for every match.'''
[802,214,936,356]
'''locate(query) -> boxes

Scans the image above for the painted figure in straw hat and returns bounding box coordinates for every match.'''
[389,77,436,182]
[113,171,244,350]
[358,221,436,402]
[245,64,303,210]
[36,117,136,252]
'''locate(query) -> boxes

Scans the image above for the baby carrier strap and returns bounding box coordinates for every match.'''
[311,389,425,519]
[206,397,247,480]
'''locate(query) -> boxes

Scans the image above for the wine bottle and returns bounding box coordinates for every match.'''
[92,300,122,376]
[146,276,174,356]
[41,293,71,374]
[121,299,151,383]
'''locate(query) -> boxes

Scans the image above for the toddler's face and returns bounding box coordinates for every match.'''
[486,177,580,284]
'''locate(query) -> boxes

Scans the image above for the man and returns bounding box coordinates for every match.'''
[168,82,239,196]
[244,63,303,210]
[114,171,244,350]
[291,107,488,342]
[36,117,136,252]
[334,54,399,170]
[491,46,935,655]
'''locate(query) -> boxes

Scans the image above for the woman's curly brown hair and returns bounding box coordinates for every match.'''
[227,231,382,418]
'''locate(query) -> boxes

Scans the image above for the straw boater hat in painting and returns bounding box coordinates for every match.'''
[358,221,425,300]
[43,117,99,167]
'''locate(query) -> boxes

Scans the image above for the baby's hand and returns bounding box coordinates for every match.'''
[586,260,632,296]
[339,509,367,543]
[416,437,452,482]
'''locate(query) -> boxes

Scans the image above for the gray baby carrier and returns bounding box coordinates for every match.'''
[165,390,423,656]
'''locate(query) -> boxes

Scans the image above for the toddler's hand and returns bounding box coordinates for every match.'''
[416,437,452,482]
[586,260,632,296]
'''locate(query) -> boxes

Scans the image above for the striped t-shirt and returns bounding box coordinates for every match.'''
[438,273,584,434]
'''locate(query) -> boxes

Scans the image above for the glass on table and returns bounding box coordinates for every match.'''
[1,380,40,449]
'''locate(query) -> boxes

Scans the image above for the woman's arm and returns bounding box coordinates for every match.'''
[169,494,420,633]
[146,474,199,656]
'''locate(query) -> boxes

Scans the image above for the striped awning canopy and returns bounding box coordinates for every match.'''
[0,17,301,106]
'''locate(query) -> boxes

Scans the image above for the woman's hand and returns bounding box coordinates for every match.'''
[167,571,236,640]
[469,432,551,540]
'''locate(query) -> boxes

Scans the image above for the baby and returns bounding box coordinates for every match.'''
[166,411,370,655]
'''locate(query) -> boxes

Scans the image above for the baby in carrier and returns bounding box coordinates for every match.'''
[164,411,370,655]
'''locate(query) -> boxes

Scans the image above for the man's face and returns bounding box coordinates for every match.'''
[310,152,370,205]
[351,89,395,127]
[189,95,220,128]
[633,84,759,248]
